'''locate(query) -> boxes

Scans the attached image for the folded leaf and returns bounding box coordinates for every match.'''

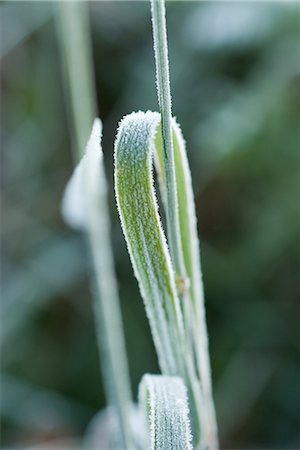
[114,111,186,377]
[114,111,203,444]
[139,374,192,450]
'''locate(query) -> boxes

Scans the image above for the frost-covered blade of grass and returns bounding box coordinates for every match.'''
[149,1,217,443]
[150,0,188,293]
[114,111,203,443]
[155,119,203,314]
[155,119,218,449]
[139,374,192,450]
[62,119,134,449]
[114,111,185,377]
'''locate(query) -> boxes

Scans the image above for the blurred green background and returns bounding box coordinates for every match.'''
[1,1,300,448]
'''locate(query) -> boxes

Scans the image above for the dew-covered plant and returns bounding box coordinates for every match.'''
[60,0,218,448]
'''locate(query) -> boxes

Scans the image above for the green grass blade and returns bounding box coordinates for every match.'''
[114,111,185,377]
[150,0,186,284]
[62,119,134,449]
[114,111,204,444]
[139,374,192,450]
[155,119,203,306]
[55,1,97,161]
[155,119,219,449]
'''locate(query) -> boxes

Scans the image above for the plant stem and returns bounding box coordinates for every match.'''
[85,123,134,449]
[56,4,134,448]
[150,0,185,280]
[150,2,219,449]
[55,1,97,161]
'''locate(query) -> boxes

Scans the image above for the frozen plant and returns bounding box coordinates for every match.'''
[60,0,218,448]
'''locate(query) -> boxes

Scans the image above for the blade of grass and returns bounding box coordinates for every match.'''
[56,4,134,445]
[139,374,193,450]
[150,3,195,405]
[114,110,202,443]
[150,0,186,281]
[62,120,134,449]
[114,111,183,376]
[55,1,97,160]
[150,0,218,447]
[155,120,219,450]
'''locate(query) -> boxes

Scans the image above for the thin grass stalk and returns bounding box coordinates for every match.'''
[155,121,219,449]
[150,0,195,399]
[150,1,219,448]
[56,1,97,160]
[150,0,185,280]
[84,123,134,449]
[56,4,133,447]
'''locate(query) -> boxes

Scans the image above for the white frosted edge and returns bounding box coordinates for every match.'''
[61,118,103,230]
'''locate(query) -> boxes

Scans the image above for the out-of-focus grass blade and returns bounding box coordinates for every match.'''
[1,2,52,58]
[56,1,97,161]
[139,374,192,450]
[155,119,218,449]
[114,111,185,377]
[62,119,134,449]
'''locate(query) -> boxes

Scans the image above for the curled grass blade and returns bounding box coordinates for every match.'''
[114,111,202,443]
[114,111,185,376]
[139,374,192,450]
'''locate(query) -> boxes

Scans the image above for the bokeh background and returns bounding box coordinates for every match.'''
[1,1,300,449]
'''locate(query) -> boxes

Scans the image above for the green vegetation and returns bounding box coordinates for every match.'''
[1,1,299,449]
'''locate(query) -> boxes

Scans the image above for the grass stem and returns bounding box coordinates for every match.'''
[150,2,219,448]
[55,1,97,161]
[56,4,134,447]
[150,0,185,279]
